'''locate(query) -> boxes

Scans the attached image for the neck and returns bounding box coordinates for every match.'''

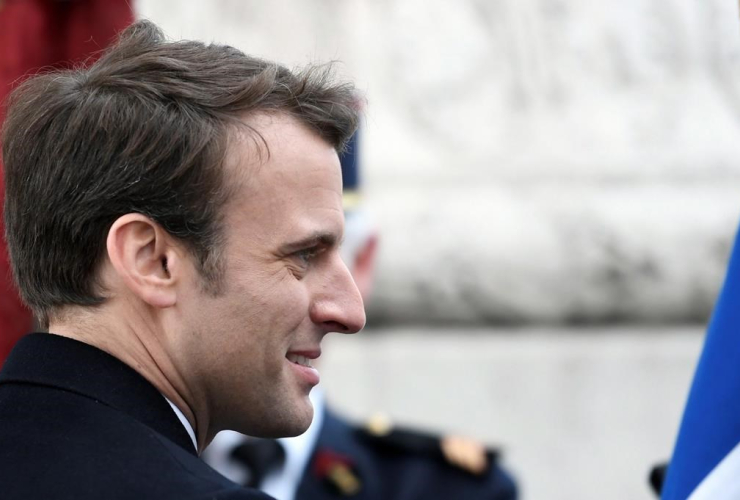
[48,304,208,451]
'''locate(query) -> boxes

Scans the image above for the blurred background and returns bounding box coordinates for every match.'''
[4,0,740,498]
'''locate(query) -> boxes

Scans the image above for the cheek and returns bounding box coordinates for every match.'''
[215,261,313,346]
[257,273,312,321]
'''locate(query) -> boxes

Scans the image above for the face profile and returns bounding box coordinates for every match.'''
[174,114,366,441]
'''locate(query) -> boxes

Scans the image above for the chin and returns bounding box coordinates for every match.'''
[248,401,314,438]
[280,403,314,437]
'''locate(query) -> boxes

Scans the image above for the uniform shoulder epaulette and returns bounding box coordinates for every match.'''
[355,413,500,476]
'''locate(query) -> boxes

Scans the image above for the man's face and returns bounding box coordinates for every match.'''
[176,114,365,439]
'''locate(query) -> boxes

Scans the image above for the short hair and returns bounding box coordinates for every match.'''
[2,20,360,327]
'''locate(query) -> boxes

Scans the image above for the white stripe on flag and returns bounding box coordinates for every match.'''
[688,440,740,500]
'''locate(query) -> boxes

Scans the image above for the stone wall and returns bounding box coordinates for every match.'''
[136,0,740,324]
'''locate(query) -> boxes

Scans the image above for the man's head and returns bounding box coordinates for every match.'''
[2,20,359,328]
[2,21,365,442]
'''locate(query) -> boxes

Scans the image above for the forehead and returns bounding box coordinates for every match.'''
[221,113,344,237]
[226,113,340,183]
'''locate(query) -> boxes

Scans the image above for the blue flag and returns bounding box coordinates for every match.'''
[662,227,740,499]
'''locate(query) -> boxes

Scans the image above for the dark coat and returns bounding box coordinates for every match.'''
[295,409,518,500]
[0,333,272,500]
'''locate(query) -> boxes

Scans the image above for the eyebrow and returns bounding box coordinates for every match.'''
[279,231,341,254]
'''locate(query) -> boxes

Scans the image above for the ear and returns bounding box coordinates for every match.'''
[350,233,378,302]
[106,214,183,308]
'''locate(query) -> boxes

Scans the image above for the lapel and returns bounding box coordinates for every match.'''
[0,332,197,456]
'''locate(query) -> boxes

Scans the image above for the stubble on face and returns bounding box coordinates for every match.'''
[177,113,355,442]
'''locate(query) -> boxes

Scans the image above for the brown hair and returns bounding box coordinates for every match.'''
[2,20,360,327]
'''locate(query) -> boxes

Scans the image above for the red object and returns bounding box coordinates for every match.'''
[312,449,355,478]
[0,0,133,364]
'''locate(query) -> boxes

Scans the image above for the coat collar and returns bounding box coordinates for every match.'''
[0,332,197,456]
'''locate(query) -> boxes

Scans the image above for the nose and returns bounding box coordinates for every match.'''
[309,254,366,334]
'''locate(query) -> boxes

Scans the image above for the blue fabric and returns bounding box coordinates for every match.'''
[340,131,360,191]
[662,227,740,499]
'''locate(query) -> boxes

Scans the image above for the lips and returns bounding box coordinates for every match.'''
[286,350,321,386]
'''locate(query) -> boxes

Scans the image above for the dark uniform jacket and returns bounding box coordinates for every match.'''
[0,333,272,500]
[294,409,518,500]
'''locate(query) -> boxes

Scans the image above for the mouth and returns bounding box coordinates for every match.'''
[285,350,321,386]
[286,353,314,368]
